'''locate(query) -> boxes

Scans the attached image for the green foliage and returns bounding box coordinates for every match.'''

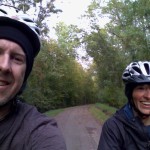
[95,103,117,114]
[83,26,126,107]
[0,0,61,37]
[90,105,108,124]
[81,0,150,108]
[55,22,81,58]
[90,103,117,124]
[98,85,127,108]
[102,0,150,59]
[45,108,64,117]
[22,40,97,112]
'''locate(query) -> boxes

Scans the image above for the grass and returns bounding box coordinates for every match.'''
[45,102,117,123]
[45,108,64,117]
[90,103,117,124]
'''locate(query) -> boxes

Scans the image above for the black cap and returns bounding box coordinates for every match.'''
[0,16,41,82]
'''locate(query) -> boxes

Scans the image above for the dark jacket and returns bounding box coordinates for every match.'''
[97,104,150,150]
[0,100,67,150]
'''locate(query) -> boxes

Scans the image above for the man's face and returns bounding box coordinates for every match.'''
[0,39,26,106]
[132,84,150,115]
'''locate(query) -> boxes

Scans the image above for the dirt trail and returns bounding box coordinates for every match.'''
[55,105,102,150]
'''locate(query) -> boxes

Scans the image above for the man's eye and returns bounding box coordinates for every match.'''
[15,57,22,61]
[12,56,25,64]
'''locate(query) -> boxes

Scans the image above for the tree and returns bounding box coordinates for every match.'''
[0,0,62,37]
[81,0,150,107]
[102,0,150,60]
[55,22,81,58]
[22,39,96,111]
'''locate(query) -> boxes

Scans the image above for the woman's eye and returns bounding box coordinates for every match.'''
[136,86,145,90]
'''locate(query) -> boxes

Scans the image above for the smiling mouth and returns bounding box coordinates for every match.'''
[141,102,150,105]
[0,81,9,86]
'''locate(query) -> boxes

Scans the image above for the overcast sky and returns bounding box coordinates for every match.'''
[47,0,92,38]
[48,0,109,38]
[47,0,109,68]
[51,0,91,25]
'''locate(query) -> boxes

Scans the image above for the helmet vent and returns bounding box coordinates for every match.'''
[23,18,33,23]
[132,66,142,74]
[124,72,130,77]
[144,63,150,74]
[0,9,7,14]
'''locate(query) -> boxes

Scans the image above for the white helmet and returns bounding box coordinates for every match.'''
[122,61,150,84]
[0,4,41,52]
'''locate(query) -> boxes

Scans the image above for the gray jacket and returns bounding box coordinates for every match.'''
[0,100,67,150]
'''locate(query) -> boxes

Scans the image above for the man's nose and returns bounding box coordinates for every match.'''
[0,55,11,73]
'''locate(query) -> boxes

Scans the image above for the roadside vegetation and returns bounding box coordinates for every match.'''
[45,108,64,117]
[90,103,117,124]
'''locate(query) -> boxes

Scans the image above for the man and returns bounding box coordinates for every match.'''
[0,6,66,150]
[98,61,150,150]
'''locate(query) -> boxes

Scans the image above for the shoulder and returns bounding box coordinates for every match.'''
[103,107,126,132]
[16,100,60,133]
[16,101,67,149]
[102,115,123,135]
[101,107,128,141]
[98,108,126,149]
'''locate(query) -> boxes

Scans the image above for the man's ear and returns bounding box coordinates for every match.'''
[17,82,27,95]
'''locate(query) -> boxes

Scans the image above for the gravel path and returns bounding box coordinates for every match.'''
[55,105,102,150]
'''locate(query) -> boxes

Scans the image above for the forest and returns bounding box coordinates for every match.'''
[1,0,149,112]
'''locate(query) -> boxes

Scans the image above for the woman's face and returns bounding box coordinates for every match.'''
[132,84,150,115]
